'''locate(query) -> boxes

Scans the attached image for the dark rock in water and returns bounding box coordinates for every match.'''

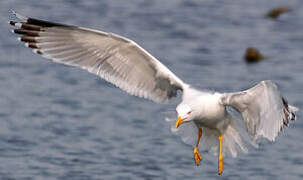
[267,6,292,19]
[244,47,264,63]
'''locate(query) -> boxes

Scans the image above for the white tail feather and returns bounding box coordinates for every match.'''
[167,115,253,158]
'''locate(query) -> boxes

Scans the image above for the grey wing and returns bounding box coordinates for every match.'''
[9,12,186,103]
[220,80,298,141]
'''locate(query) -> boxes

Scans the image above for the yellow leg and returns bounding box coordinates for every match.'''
[193,128,202,166]
[218,134,224,175]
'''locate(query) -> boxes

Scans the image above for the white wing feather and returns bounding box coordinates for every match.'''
[221,80,298,141]
[10,12,186,103]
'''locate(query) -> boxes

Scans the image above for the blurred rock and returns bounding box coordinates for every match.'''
[267,6,292,19]
[244,47,264,63]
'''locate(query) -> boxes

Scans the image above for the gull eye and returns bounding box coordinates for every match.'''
[187,111,192,115]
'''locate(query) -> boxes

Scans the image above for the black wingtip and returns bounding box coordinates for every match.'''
[12,29,25,34]
[26,42,39,49]
[36,50,43,55]
[280,96,297,133]
[291,112,296,121]
[9,21,16,26]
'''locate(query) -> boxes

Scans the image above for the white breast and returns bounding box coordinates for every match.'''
[199,93,225,120]
[182,89,227,129]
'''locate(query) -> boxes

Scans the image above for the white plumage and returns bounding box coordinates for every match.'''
[9,12,299,174]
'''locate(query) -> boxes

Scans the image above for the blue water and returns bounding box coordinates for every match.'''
[1,0,303,179]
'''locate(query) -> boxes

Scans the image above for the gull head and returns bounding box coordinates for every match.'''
[176,104,193,128]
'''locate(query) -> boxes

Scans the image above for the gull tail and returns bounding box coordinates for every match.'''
[217,115,252,157]
[167,115,252,158]
[197,115,251,158]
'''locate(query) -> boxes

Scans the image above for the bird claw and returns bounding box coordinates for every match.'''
[193,147,202,166]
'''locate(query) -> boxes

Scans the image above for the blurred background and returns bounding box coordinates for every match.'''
[1,0,303,179]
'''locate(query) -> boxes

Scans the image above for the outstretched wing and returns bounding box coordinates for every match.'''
[9,12,186,103]
[220,80,298,141]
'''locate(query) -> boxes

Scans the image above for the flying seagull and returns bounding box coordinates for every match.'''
[9,12,298,175]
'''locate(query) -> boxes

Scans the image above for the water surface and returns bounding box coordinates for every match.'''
[1,0,303,179]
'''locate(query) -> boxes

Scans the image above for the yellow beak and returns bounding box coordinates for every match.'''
[176,116,187,128]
